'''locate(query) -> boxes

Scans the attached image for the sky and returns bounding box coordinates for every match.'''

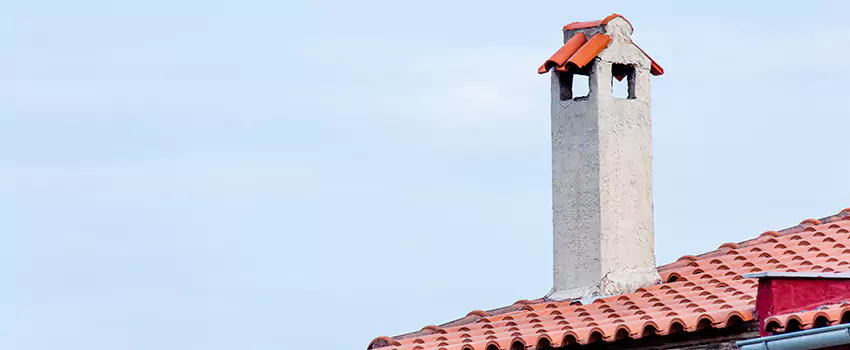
[2,0,850,349]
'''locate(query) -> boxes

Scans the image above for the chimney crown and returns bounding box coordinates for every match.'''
[538,14,663,76]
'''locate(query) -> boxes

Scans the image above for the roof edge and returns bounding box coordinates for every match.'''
[737,323,850,350]
[744,272,850,279]
[660,209,850,272]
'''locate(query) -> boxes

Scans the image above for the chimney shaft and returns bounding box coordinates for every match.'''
[546,17,660,301]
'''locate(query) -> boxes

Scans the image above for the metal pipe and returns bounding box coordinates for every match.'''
[737,324,850,350]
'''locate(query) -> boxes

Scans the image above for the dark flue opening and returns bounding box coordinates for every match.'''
[556,63,592,101]
[615,328,631,341]
[557,71,590,101]
[536,337,553,350]
[509,340,525,350]
[612,63,636,99]
[842,311,850,324]
[588,331,604,343]
[669,322,685,334]
[696,318,714,332]
[765,321,781,335]
[813,316,830,328]
[785,319,803,333]
[726,315,744,328]
[641,324,658,338]
[666,274,679,283]
[562,334,578,346]
[556,70,572,101]
[486,345,499,350]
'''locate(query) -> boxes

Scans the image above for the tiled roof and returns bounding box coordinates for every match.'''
[764,302,850,333]
[368,210,850,350]
[537,14,664,76]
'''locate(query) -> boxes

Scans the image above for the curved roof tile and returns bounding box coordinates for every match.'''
[763,302,850,334]
[563,13,632,31]
[369,211,850,349]
[538,14,663,76]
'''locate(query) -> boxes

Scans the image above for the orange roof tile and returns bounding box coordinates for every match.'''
[634,43,664,76]
[538,14,664,76]
[537,33,588,74]
[563,14,632,31]
[368,209,850,350]
[565,33,611,70]
[763,302,850,334]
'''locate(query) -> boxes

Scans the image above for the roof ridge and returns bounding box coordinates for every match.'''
[659,209,850,272]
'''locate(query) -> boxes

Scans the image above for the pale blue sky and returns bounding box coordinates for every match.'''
[2,1,849,349]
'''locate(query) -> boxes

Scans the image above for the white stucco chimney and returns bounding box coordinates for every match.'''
[538,15,663,301]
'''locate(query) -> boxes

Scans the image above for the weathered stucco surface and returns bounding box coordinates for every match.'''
[548,17,660,301]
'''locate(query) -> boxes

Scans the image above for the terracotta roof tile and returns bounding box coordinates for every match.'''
[538,14,663,76]
[537,32,588,74]
[565,33,611,70]
[634,42,664,76]
[368,209,850,350]
[763,302,850,334]
[562,14,632,31]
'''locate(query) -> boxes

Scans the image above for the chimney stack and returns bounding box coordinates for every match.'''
[537,14,664,300]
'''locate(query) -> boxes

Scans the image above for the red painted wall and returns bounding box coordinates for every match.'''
[756,278,850,336]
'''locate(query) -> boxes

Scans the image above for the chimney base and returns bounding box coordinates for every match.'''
[545,267,660,301]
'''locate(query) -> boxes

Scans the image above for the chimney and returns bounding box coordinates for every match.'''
[537,14,665,300]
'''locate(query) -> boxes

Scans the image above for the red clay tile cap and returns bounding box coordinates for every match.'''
[368,336,397,349]
[466,310,490,317]
[719,242,741,250]
[563,13,632,31]
[420,325,444,333]
[540,15,663,76]
[565,33,612,69]
[537,33,588,74]
[761,231,781,237]
[800,218,822,225]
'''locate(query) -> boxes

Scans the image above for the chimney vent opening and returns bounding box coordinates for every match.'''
[557,70,590,101]
[612,63,636,99]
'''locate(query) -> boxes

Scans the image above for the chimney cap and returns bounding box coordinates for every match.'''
[538,14,664,75]
[563,13,633,32]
